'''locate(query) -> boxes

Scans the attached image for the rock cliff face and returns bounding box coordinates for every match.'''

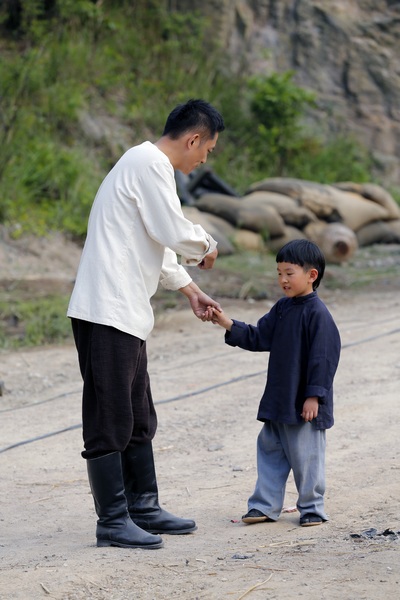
[172,0,400,185]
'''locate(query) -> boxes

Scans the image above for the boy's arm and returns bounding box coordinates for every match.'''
[221,304,279,352]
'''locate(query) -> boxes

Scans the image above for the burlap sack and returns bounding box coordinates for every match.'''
[231,229,265,252]
[182,206,235,255]
[334,182,400,219]
[243,191,317,228]
[190,193,285,242]
[297,185,341,221]
[236,204,286,237]
[202,212,237,239]
[247,178,341,221]
[244,190,298,210]
[304,221,358,264]
[356,220,400,247]
[247,177,311,199]
[360,184,400,219]
[387,219,400,236]
[329,189,389,231]
[195,193,241,226]
[266,226,307,254]
[333,182,362,194]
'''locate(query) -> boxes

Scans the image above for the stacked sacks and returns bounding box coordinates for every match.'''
[191,176,400,263]
[194,182,354,262]
[194,193,285,252]
[247,178,400,261]
[244,179,353,263]
[246,179,342,222]
[333,182,400,246]
[244,180,359,263]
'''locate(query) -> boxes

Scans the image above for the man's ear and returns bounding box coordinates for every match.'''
[187,133,200,148]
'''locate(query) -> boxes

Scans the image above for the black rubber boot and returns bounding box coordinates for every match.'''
[86,452,164,549]
[122,443,197,534]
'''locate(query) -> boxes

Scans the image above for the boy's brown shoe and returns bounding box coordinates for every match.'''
[242,509,274,524]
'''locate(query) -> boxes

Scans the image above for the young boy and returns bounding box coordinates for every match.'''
[210,239,341,527]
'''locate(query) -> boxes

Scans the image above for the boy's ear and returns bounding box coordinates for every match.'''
[309,268,319,283]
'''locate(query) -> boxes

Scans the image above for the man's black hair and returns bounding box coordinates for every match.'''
[162,99,225,140]
[276,239,325,290]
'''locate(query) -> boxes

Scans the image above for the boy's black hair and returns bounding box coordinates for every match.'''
[162,99,225,140]
[276,239,325,290]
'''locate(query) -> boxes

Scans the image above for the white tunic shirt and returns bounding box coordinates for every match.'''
[67,141,217,340]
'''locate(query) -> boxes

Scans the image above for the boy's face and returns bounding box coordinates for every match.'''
[277,262,318,298]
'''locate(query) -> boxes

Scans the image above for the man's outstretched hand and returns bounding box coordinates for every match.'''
[179,281,221,321]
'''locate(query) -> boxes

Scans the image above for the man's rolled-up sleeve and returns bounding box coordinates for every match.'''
[159,247,192,291]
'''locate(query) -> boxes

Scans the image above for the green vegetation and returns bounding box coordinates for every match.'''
[0,294,71,349]
[0,0,375,238]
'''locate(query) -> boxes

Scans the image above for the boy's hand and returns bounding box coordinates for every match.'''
[301,397,319,422]
[209,307,233,331]
[202,305,216,321]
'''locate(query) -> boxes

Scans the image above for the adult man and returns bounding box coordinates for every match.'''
[68,99,225,549]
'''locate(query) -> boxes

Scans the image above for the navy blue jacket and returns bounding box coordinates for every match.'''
[225,292,341,429]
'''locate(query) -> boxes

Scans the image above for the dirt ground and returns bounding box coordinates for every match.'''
[0,234,399,600]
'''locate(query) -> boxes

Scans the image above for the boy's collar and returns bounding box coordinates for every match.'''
[291,291,317,304]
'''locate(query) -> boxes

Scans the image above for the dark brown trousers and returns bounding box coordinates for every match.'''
[71,319,157,459]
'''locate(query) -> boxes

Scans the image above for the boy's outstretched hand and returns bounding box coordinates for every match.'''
[205,306,233,331]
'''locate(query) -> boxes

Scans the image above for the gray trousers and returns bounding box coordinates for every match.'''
[248,420,328,521]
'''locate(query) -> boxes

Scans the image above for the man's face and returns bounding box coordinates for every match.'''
[181,133,219,175]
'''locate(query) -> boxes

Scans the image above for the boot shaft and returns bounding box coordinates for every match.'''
[122,442,158,495]
[87,452,130,524]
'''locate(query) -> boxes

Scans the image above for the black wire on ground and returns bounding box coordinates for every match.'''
[0,328,399,455]
[0,424,82,454]
[0,389,82,414]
